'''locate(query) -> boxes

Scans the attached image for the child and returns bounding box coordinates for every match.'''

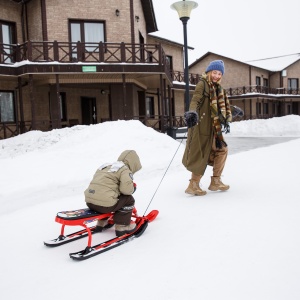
[85,150,141,236]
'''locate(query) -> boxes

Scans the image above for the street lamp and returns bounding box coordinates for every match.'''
[171,0,198,112]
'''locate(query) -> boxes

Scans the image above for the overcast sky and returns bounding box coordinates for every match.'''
[151,0,300,64]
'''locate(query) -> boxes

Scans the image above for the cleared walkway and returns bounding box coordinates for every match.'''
[178,135,299,155]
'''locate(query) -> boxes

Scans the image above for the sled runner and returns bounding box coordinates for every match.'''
[44,207,158,260]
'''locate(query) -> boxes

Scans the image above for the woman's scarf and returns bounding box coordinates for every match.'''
[207,79,232,149]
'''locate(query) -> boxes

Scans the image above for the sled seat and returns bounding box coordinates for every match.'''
[55,208,112,227]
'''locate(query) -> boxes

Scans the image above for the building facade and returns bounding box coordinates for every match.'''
[1,0,186,139]
[1,1,300,140]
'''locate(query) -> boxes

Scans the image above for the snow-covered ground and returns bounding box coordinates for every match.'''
[0,115,300,300]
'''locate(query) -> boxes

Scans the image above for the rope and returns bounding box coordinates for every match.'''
[143,130,187,216]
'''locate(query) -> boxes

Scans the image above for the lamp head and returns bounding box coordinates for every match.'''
[171,0,198,19]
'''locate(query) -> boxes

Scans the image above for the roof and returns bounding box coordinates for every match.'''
[141,0,158,33]
[189,51,249,69]
[148,33,194,49]
[246,53,300,72]
[189,51,300,73]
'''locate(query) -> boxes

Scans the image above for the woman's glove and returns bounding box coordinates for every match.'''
[231,105,244,119]
[184,111,199,128]
[219,113,231,134]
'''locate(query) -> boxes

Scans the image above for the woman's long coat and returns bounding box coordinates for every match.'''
[182,78,214,175]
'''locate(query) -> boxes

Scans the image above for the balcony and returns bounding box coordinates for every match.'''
[0,40,172,81]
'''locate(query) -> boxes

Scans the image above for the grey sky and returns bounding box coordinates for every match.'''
[152,0,300,63]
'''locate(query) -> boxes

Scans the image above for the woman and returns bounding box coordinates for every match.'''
[182,60,232,196]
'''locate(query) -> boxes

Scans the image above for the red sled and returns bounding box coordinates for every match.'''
[44,207,159,260]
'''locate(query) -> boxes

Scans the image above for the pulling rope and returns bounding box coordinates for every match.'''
[143,129,187,216]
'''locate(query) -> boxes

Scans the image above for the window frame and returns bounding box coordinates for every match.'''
[145,96,155,117]
[256,76,261,86]
[288,78,299,92]
[0,91,16,123]
[69,19,106,58]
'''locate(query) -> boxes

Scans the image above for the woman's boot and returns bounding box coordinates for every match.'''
[208,176,229,191]
[185,173,207,196]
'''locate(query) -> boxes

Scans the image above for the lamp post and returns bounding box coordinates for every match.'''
[171,0,198,112]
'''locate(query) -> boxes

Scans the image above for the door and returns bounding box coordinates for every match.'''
[81,97,97,125]
[0,21,15,63]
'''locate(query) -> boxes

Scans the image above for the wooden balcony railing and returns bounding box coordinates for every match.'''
[1,40,166,64]
[0,40,173,82]
[171,70,300,96]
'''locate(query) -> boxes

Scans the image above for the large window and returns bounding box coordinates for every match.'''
[70,20,105,58]
[0,92,15,122]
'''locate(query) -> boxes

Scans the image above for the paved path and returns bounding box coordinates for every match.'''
[178,136,299,155]
[226,137,299,155]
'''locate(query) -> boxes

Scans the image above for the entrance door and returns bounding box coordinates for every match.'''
[81,97,97,125]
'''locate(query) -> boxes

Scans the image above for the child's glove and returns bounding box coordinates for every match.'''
[132,182,137,194]
[184,111,199,128]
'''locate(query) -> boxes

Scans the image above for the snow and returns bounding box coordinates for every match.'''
[1,116,300,300]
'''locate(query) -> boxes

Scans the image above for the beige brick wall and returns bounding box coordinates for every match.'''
[27,0,43,41]
[148,36,184,72]
[0,0,23,42]
[44,0,131,43]
[283,60,300,89]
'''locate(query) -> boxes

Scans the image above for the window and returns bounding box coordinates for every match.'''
[146,97,154,117]
[256,76,261,86]
[166,55,173,72]
[0,21,16,63]
[0,92,15,122]
[288,78,298,93]
[165,98,170,116]
[263,78,268,87]
[70,20,105,59]
[272,103,276,115]
[256,102,261,115]
[59,93,67,121]
[263,102,269,114]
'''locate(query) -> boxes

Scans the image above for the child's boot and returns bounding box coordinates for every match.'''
[115,223,136,237]
[95,218,112,232]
